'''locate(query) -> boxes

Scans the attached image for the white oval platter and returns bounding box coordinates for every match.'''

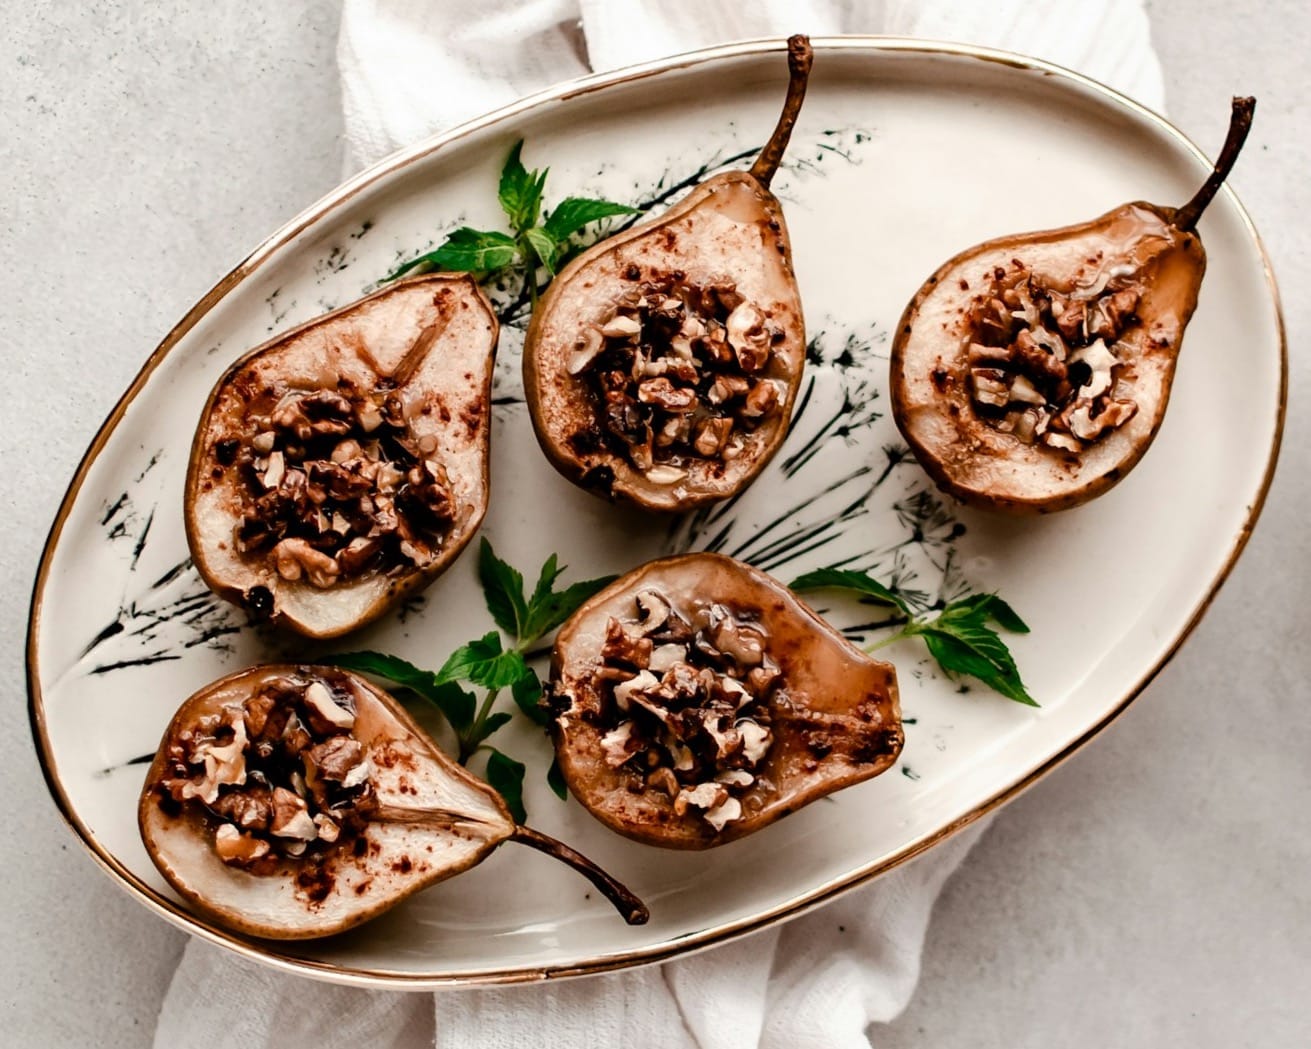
[27,38,1284,986]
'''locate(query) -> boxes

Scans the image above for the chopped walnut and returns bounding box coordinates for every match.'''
[269,786,318,840]
[725,302,771,372]
[589,590,780,833]
[703,795,742,833]
[225,383,457,590]
[601,617,653,669]
[570,272,783,482]
[169,711,248,806]
[965,269,1142,450]
[157,673,375,872]
[211,787,271,831]
[638,378,698,413]
[693,417,734,457]
[214,824,271,866]
[601,721,640,767]
[307,736,367,784]
[647,766,680,797]
[567,327,605,375]
[674,782,728,817]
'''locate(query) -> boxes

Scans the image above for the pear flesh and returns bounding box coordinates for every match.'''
[186,274,498,637]
[891,97,1255,514]
[523,38,813,511]
[139,665,516,939]
[549,553,904,849]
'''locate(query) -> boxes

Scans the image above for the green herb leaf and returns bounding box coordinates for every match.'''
[389,140,636,292]
[428,227,519,272]
[383,254,438,282]
[521,226,559,275]
[527,554,565,610]
[498,142,548,233]
[790,567,912,617]
[543,197,639,243]
[796,566,1034,706]
[478,538,528,637]
[546,756,568,801]
[477,711,514,741]
[941,593,1031,634]
[523,575,619,642]
[511,667,550,726]
[437,631,530,690]
[910,615,1037,706]
[425,681,480,733]
[329,650,440,692]
[484,748,528,823]
[328,651,477,732]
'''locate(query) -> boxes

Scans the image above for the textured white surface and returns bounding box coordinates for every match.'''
[2,3,1307,1049]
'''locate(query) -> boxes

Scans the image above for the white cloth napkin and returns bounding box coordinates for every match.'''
[156,4,1164,1047]
[338,0,1165,172]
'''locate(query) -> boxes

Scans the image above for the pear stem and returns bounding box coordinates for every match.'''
[511,825,650,925]
[1173,96,1256,233]
[749,35,814,189]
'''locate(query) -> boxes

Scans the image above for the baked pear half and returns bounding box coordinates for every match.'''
[891,97,1255,513]
[548,553,903,848]
[185,274,497,637]
[522,37,814,511]
[139,665,647,939]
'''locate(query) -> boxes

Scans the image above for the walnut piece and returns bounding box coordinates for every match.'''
[592,591,780,833]
[571,273,782,482]
[157,673,376,872]
[228,385,457,590]
[965,270,1142,451]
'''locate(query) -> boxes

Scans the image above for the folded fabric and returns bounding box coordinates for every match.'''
[339,0,1164,171]
[157,3,1164,1047]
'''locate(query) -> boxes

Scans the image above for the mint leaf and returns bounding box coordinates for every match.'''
[523,575,618,642]
[384,254,440,281]
[911,616,1036,706]
[478,538,528,637]
[543,197,639,242]
[476,711,513,742]
[427,681,479,734]
[521,226,559,275]
[329,651,476,732]
[437,631,530,690]
[546,756,568,801]
[792,569,1034,706]
[527,554,565,612]
[429,227,518,272]
[329,650,440,692]
[498,142,548,233]
[510,667,549,726]
[484,748,527,823]
[942,593,1030,634]
[790,567,912,617]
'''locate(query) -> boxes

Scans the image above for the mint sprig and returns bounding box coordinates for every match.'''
[386,140,636,299]
[498,141,548,230]
[331,540,615,821]
[791,569,1036,706]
